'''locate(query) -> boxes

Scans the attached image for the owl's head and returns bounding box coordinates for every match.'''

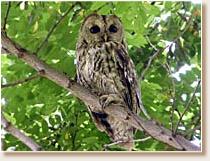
[78,13,124,45]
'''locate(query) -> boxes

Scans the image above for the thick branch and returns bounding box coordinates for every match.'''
[1,114,41,151]
[1,31,200,151]
[1,73,39,88]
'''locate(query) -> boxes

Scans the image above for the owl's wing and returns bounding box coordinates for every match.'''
[76,44,113,134]
[115,46,150,118]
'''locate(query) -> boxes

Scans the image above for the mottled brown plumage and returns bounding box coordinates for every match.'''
[76,14,146,150]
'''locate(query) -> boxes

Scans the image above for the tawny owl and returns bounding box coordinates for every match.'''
[76,13,147,150]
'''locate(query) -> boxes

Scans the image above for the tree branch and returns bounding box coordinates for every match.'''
[35,3,76,54]
[1,114,41,151]
[1,31,200,151]
[164,62,177,134]
[185,108,201,139]
[146,36,158,51]
[173,15,193,43]
[174,80,201,135]
[3,2,11,31]
[139,49,163,81]
[103,136,151,150]
[1,73,39,89]
[161,63,184,133]
[134,136,151,142]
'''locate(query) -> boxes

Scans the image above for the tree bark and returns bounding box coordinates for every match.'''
[1,114,41,151]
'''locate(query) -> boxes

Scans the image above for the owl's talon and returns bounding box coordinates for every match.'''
[99,94,123,109]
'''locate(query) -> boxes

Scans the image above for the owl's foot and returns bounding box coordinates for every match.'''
[99,94,122,109]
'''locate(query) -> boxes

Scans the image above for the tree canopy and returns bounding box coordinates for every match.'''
[1,1,201,151]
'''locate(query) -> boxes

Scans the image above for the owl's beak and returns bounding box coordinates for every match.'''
[102,34,108,42]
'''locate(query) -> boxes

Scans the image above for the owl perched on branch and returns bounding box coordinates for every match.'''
[76,13,148,150]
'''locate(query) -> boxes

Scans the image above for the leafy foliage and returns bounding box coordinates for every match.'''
[1,1,201,151]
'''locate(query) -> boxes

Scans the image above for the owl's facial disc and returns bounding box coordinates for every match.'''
[80,14,124,44]
[81,14,105,44]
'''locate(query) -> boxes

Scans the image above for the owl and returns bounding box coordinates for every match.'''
[76,13,147,150]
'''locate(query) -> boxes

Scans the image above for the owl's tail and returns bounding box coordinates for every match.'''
[107,116,134,151]
[90,110,134,150]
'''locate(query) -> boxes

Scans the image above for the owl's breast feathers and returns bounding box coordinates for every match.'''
[76,41,140,145]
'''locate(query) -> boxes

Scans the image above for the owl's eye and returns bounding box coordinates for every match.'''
[109,25,118,33]
[90,25,100,34]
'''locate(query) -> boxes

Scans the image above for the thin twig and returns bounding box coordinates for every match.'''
[3,1,11,31]
[103,140,124,149]
[103,136,151,150]
[146,36,158,51]
[138,36,159,81]
[134,136,151,142]
[1,74,39,89]
[191,124,201,138]
[70,3,83,22]
[162,63,184,128]
[35,4,76,54]
[15,1,22,8]
[139,49,163,81]
[93,2,108,12]
[163,14,194,135]
[172,15,193,43]
[184,107,201,139]
[185,123,201,139]
[1,114,42,151]
[164,62,176,134]
[174,80,201,135]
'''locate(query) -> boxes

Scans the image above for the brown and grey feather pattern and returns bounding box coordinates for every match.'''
[76,14,146,150]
